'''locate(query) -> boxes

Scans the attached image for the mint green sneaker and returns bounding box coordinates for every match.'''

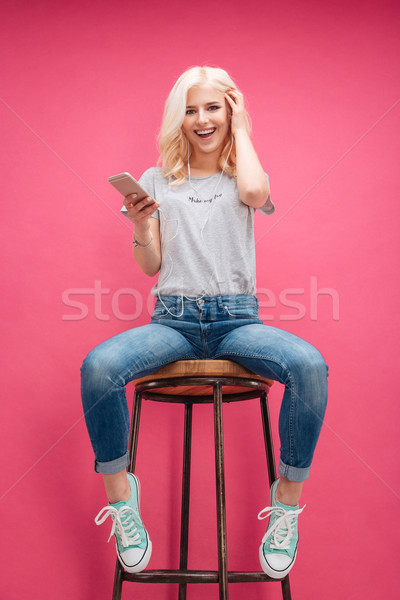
[258,479,305,579]
[94,473,152,573]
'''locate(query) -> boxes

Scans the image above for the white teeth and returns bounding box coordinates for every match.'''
[196,128,215,136]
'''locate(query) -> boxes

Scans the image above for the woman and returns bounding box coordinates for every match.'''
[81,65,329,579]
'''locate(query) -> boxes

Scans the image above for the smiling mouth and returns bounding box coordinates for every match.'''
[195,128,216,139]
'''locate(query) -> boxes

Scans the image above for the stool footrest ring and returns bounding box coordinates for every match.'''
[123,569,285,584]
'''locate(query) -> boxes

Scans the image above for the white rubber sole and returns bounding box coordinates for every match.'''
[118,539,153,573]
[259,543,297,579]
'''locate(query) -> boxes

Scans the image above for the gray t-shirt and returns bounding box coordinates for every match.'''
[121,167,275,297]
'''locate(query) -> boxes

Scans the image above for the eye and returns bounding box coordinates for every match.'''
[208,105,220,111]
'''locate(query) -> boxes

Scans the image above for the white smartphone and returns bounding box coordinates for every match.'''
[108,172,154,204]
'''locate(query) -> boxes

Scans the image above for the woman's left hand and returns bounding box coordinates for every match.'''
[224,89,247,136]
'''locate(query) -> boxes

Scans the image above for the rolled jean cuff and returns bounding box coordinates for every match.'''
[278,459,310,482]
[94,451,130,475]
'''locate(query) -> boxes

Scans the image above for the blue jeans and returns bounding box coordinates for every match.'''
[80,295,329,482]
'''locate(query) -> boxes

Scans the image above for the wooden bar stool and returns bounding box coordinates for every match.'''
[112,359,292,600]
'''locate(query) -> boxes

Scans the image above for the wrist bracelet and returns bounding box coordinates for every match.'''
[133,232,153,248]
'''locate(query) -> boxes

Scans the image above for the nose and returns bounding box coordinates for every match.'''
[196,109,209,126]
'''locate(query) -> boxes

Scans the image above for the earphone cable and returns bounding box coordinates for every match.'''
[156,136,234,317]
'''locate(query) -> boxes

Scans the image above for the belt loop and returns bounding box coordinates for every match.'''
[216,296,224,311]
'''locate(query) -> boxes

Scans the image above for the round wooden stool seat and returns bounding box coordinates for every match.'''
[133,359,274,397]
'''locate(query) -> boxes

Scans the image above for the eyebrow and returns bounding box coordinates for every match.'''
[186,101,222,108]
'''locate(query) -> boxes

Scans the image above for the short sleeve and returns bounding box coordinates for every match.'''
[120,167,160,221]
[257,173,275,215]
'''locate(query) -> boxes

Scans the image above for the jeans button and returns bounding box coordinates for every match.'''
[198,299,204,306]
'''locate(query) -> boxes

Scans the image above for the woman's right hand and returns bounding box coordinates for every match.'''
[123,194,160,226]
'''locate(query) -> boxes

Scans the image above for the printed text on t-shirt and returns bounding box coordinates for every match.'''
[187,193,223,204]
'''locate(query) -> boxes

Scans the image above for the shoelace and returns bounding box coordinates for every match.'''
[258,504,305,550]
[94,505,143,548]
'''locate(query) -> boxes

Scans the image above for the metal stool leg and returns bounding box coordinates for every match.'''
[112,390,143,600]
[281,575,292,600]
[260,392,277,486]
[112,562,124,600]
[260,391,292,600]
[129,390,143,471]
[214,382,229,599]
[179,402,193,600]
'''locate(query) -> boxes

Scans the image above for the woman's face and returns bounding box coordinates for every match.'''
[182,83,231,157]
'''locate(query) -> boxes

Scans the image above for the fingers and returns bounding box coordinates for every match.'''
[124,194,159,223]
[224,92,235,106]
[139,196,159,212]
[123,193,137,208]
[124,194,158,209]
[225,89,243,100]
[140,198,159,215]
[224,90,244,111]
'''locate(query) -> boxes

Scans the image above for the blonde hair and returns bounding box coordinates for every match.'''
[157,66,251,186]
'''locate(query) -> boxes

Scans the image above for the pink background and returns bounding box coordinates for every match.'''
[1,0,399,598]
